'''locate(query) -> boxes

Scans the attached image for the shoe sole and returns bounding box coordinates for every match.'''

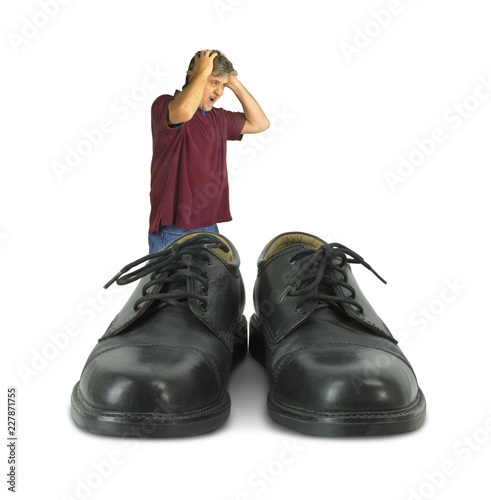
[267,389,426,437]
[71,382,231,438]
[249,320,426,437]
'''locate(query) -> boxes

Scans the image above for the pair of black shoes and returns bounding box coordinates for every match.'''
[71,231,426,437]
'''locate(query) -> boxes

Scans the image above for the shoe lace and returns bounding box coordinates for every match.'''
[103,234,229,311]
[277,243,386,314]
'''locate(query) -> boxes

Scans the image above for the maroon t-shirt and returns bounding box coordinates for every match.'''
[148,90,246,232]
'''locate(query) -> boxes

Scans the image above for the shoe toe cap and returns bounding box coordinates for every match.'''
[273,345,419,413]
[79,345,222,414]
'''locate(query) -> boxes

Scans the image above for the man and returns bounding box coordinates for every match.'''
[148,49,270,253]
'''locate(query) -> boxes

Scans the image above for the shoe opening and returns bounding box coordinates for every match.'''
[177,232,234,262]
[265,233,324,259]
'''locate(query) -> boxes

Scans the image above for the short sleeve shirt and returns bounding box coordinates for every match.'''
[148,90,246,232]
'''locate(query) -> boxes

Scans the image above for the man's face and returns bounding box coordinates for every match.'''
[198,74,229,111]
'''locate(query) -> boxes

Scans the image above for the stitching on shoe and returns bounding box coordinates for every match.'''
[259,248,394,342]
[269,305,313,347]
[257,247,316,347]
[350,311,392,338]
[272,342,413,388]
[268,389,424,419]
[258,247,300,273]
[73,383,230,420]
[84,343,223,391]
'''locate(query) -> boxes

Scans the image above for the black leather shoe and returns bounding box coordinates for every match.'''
[71,232,247,437]
[250,232,426,436]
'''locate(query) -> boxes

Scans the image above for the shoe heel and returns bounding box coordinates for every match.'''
[231,315,247,369]
[249,314,266,366]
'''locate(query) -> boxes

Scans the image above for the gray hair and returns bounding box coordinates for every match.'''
[183,50,237,88]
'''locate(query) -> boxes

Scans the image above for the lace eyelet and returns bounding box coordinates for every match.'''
[294,303,302,312]
[289,258,296,265]
[199,285,209,295]
[200,300,208,311]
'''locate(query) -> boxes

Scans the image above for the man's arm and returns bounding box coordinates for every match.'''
[168,50,217,125]
[227,75,270,134]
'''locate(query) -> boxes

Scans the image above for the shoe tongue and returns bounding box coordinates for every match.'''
[277,243,311,257]
[274,244,315,267]
[278,243,335,298]
[145,259,192,314]
[149,235,231,311]
[208,241,232,261]
[174,232,232,262]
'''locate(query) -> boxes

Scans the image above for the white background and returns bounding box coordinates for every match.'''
[2,0,491,499]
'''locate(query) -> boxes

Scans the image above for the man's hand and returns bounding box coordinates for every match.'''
[168,50,218,125]
[187,50,218,81]
[226,74,270,134]
[225,73,241,93]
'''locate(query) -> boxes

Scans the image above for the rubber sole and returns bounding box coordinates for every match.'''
[71,382,231,437]
[267,389,426,437]
[249,317,426,437]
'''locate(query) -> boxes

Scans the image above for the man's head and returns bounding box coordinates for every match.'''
[184,50,238,111]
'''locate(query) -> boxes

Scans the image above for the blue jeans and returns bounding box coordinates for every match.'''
[148,224,219,254]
